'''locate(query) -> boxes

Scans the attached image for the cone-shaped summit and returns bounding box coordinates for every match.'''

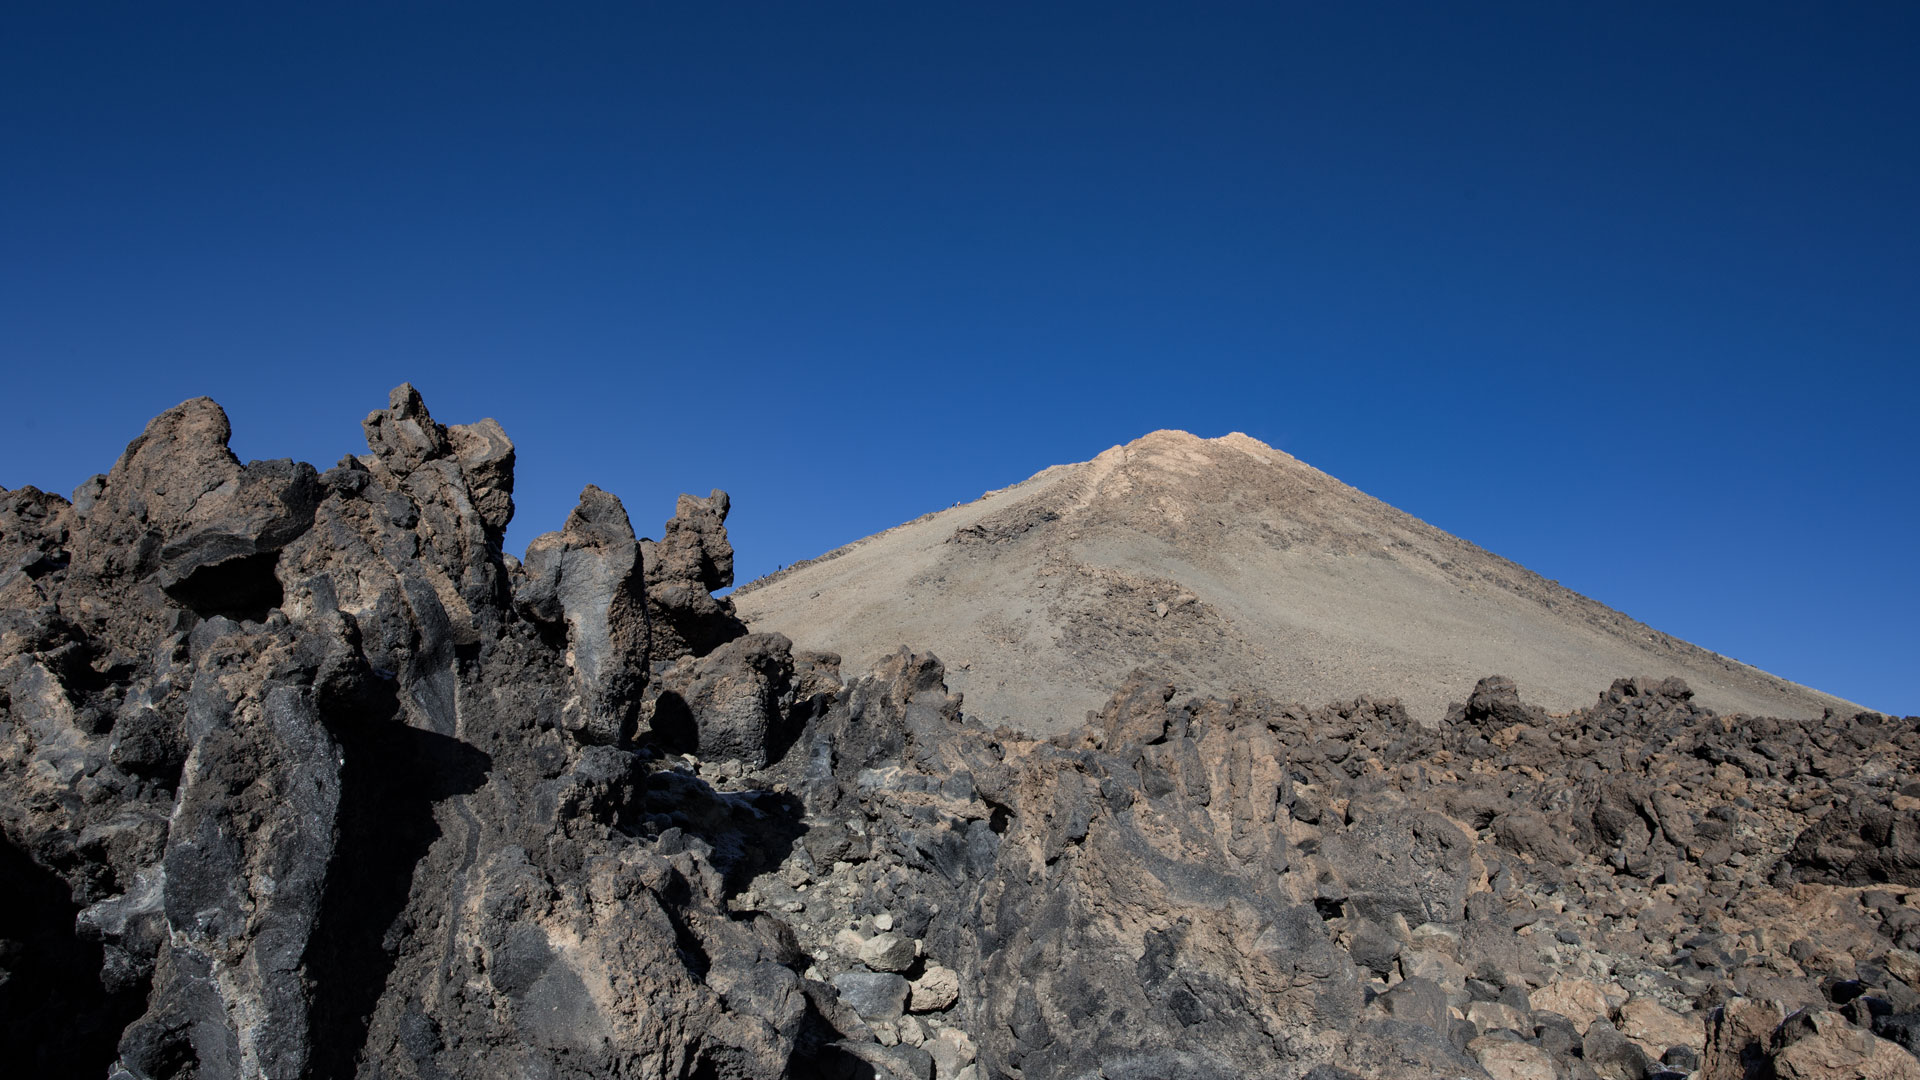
[737,430,1854,729]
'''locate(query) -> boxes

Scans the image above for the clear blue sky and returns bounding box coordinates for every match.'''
[3,4,1914,713]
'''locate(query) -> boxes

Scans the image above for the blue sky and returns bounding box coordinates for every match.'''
[3,4,1914,713]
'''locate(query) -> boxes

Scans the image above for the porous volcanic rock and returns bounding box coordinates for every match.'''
[3,392,1917,1080]
[1,390,814,1079]
[643,489,747,661]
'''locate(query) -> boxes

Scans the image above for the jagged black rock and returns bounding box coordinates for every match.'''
[3,389,1919,1080]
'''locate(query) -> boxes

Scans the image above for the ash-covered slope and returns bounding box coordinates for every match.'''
[4,391,1920,1080]
[736,430,1856,731]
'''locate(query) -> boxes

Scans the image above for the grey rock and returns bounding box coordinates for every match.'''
[1663,1044,1703,1071]
[360,382,451,479]
[832,971,912,1023]
[1874,1011,1920,1056]
[1373,976,1452,1034]
[1348,918,1401,976]
[858,931,918,973]
[3,387,809,1079]
[517,484,649,744]
[650,631,796,766]
[833,1039,934,1080]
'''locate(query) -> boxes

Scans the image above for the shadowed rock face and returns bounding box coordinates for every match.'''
[2,392,1918,1080]
[1,390,807,1080]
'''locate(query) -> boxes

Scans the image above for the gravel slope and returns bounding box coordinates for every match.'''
[736,430,1859,733]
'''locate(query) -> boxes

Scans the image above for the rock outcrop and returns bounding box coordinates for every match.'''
[1,389,807,1079]
[3,391,1917,1080]
[643,489,747,662]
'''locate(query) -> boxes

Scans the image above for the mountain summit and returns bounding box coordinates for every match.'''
[737,430,1854,729]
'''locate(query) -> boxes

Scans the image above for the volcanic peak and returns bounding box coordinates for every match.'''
[737,429,1857,730]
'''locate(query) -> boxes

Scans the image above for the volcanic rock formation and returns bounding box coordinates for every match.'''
[734,430,1860,730]
[2,391,1917,1080]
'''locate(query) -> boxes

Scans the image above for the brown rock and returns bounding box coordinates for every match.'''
[1705,998,1784,1080]
[908,966,961,1013]
[1530,977,1612,1034]
[1469,1035,1559,1080]
[447,415,515,539]
[1771,1008,1920,1080]
[1465,1001,1530,1035]
[1617,996,1705,1059]
[1885,946,1920,991]
[360,382,451,478]
[1787,803,1920,887]
[69,396,321,609]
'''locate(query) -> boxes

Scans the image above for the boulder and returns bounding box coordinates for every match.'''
[1449,675,1543,732]
[67,397,321,615]
[647,631,796,766]
[1347,918,1401,976]
[1466,1001,1530,1035]
[1469,1035,1559,1080]
[1372,976,1452,1034]
[1771,1008,1920,1080]
[909,965,961,1013]
[360,382,451,478]
[1530,977,1614,1034]
[1582,1018,1652,1080]
[858,932,917,974]
[833,972,912,1023]
[1705,998,1784,1080]
[1787,803,1920,887]
[927,1027,977,1077]
[1617,996,1704,1059]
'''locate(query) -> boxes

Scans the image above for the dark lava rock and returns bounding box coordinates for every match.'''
[642,489,748,660]
[831,971,910,1023]
[1372,976,1451,1034]
[1347,918,1401,976]
[6,388,1920,1080]
[516,484,650,745]
[1,389,811,1080]
[1875,1010,1920,1056]
[648,631,797,767]
[1787,801,1920,887]
[1582,1018,1652,1080]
